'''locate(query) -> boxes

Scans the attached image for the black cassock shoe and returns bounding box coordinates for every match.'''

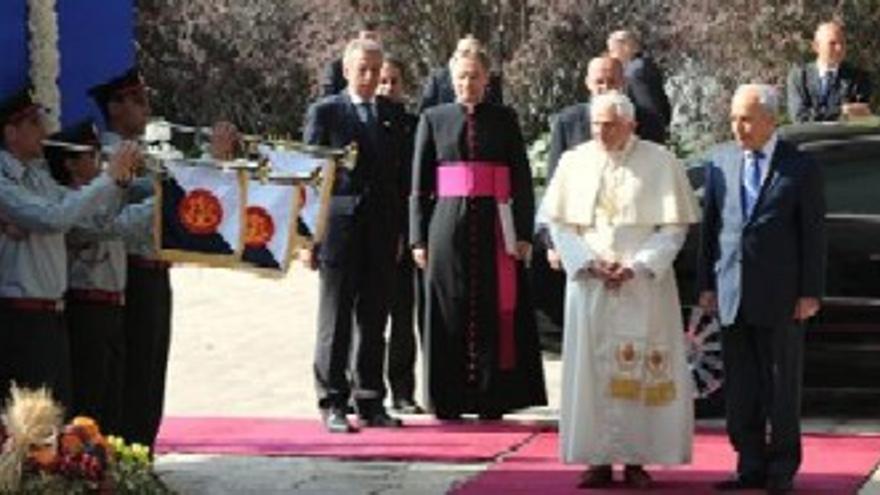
[766,478,794,495]
[322,408,357,434]
[713,474,766,491]
[360,410,403,428]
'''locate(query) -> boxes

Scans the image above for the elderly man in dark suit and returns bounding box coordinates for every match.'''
[304,38,408,433]
[786,21,873,123]
[416,35,503,113]
[698,84,825,495]
[607,29,671,143]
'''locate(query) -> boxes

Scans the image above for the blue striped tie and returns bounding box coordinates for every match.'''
[743,150,764,219]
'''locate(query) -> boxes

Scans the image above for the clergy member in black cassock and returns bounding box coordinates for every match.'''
[410,49,547,420]
[304,39,407,433]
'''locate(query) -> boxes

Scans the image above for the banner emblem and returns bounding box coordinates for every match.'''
[244,205,275,249]
[178,188,223,235]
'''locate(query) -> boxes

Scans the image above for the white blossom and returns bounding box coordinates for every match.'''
[28,0,61,132]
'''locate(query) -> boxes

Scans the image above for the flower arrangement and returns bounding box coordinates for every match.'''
[0,386,169,494]
[27,0,61,133]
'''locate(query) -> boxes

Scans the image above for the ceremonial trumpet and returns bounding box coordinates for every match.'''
[146,119,357,166]
[42,138,198,175]
[43,118,357,182]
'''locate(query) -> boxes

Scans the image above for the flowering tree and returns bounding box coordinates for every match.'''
[137,0,880,152]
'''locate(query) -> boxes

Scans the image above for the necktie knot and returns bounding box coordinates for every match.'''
[746,150,763,188]
[357,102,375,125]
[820,70,836,101]
[746,149,764,163]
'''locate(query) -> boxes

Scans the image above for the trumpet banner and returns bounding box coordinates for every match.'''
[241,180,302,273]
[155,161,246,265]
[258,146,337,245]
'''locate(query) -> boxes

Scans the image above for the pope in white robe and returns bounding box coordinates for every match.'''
[541,92,699,488]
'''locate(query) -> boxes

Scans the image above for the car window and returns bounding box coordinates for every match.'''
[804,137,880,215]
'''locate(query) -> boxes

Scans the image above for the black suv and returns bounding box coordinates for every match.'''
[532,123,880,416]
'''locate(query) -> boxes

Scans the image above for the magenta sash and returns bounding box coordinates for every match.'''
[437,163,516,370]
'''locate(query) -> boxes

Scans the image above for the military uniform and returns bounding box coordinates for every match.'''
[46,120,142,434]
[102,130,170,449]
[0,89,126,410]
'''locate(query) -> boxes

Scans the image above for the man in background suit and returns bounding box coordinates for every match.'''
[787,21,872,123]
[607,29,671,143]
[698,84,825,495]
[304,38,407,433]
[320,22,382,97]
[546,56,627,180]
[376,56,425,415]
[416,35,503,113]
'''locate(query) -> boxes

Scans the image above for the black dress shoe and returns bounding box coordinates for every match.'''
[434,411,462,421]
[766,478,794,494]
[477,411,504,421]
[391,398,425,414]
[577,465,613,488]
[713,474,766,491]
[623,465,652,488]
[360,410,403,428]
[322,409,357,434]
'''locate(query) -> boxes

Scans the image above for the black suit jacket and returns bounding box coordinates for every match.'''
[320,58,347,97]
[624,53,671,143]
[546,103,591,181]
[787,61,872,123]
[698,139,826,328]
[416,67,504,113]
[398,111,418,238]
[303,93,407,264]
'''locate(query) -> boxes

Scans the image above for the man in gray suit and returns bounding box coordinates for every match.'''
[787,21,872,123]
[698,84,825,494]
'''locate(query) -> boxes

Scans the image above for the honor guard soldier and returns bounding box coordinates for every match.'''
[88,67,239,449]
[89,67,170,449]
[0,86,138,411]
[46,119,148,435]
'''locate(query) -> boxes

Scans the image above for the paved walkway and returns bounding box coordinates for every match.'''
[154,266,879,494]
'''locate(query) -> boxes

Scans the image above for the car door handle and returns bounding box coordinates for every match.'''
[870,254,880,262]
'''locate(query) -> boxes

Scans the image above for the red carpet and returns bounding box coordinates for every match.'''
[155,417,544,462]
[452,430,880,494]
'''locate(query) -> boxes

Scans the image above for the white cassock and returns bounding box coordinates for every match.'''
[542,137,699,466]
